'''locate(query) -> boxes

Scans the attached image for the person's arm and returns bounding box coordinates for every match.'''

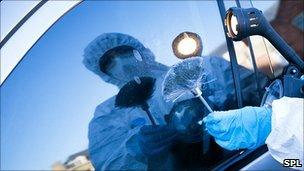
[88,98,147,170]
[203,106,272,150]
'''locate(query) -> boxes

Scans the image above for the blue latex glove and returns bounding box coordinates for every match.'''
[203,106,272,150]
[138,125,178,157]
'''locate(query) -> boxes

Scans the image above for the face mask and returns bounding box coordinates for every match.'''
[106,48,148,82]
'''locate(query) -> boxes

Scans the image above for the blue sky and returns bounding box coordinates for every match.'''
[1,1,275,170]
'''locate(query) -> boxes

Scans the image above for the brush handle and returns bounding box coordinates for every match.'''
[198,95,213,113]
[192,87,213,113]
[141,103,157,125]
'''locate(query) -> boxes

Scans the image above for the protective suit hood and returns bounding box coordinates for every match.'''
[83,33,167,87]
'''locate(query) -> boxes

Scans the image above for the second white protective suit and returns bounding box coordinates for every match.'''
[266,97,304,170]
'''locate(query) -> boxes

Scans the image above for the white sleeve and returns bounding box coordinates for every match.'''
[88,98,147,170]
[266,97,304,170]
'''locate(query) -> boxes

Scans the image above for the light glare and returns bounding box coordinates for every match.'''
[177,37,197,56]
[231,15,238,35]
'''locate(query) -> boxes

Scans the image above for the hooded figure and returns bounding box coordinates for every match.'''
[83,33,171,170]
[83,33,269,170]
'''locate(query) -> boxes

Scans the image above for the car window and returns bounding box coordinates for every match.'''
[1,1,278,170]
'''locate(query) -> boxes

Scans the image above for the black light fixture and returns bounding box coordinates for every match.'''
[172,32,202,59]
[225,7,304,71]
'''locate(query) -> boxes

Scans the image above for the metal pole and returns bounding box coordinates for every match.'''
[235,0,262,100]
[217,0,243,108]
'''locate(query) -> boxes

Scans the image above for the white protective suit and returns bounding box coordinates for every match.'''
[83,33,269,170]
[266,97,304,170]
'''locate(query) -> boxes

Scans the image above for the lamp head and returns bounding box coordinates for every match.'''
[225,7,267,41]
[225,7,304,72]
[172,32,202,59]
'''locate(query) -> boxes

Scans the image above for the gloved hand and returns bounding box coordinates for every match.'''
[203,106,272,150]
[138,125,178,157]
